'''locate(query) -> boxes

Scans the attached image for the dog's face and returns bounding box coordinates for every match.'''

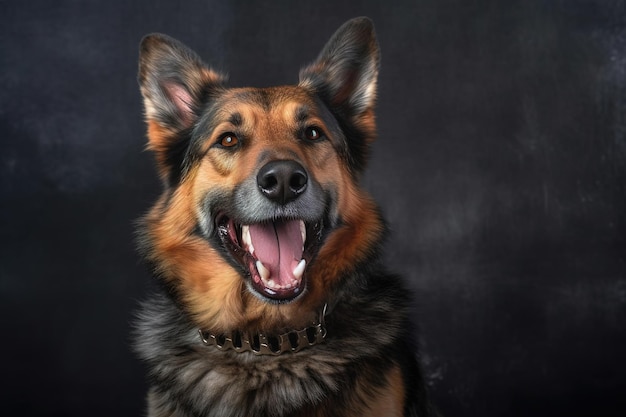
[138,18,383,332]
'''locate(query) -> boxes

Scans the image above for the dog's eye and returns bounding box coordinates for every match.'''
[219,133,239,148]
[304,126,324,141]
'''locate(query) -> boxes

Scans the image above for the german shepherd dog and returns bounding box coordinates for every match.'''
[135,17,436,417]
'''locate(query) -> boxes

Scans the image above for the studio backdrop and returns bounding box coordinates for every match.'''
[1,0,625,416]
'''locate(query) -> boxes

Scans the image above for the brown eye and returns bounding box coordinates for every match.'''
[304,126,323,141]
[219,133,239,147]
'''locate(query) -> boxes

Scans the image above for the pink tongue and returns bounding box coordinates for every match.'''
[248,220,303,286]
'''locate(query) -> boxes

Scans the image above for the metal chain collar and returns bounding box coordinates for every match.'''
[198,304,328,356]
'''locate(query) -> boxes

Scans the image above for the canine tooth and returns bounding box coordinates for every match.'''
[300,220,306,244]
[256,260,270,282]
[241,225,249,245]
[242,225,254,254]
[292,259,306,280]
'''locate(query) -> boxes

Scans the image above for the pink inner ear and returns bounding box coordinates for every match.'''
[163,82,194,126]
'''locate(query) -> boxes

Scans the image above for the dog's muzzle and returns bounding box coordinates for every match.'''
[214,159,327,302]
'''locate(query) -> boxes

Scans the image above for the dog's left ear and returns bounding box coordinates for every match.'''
[299,17,380,118]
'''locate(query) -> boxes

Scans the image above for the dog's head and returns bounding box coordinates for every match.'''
[138,17,384,332]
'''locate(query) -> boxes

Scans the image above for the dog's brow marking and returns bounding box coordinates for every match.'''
[228,112,242,127]
[295,105,309,123]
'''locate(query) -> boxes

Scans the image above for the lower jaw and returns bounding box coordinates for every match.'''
[246,256,307,302]
[248,278,306,303]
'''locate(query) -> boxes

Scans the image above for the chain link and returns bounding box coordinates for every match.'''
[198,304,328,356]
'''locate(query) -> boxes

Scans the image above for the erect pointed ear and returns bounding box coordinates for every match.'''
[299,17,380,118]
[138,34,225,182]
[139,34,225,131]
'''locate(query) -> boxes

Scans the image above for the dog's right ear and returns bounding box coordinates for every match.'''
[299,18,380,174]
[299,17,379,119]
[138,34,225,179]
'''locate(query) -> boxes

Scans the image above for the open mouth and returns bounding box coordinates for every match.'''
[217,215,322,301]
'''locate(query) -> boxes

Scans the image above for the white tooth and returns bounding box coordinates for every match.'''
[256,260,270,282]
[300,220,306,244]
[267,279,277,289]
[241,225,249,245]
[292,259,306,280]
[242,225,254,254]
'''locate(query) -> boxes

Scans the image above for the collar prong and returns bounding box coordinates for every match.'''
[198,305,328,356]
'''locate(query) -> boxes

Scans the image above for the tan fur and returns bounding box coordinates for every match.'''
[146,120,176,181]
[357,365,406,417]
[295,365,405,417]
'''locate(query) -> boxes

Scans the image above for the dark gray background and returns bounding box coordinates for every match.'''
[1,0,625,416]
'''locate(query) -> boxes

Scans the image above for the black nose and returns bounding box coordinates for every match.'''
[257,160,308,204]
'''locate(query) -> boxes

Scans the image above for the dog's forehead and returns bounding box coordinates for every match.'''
[214,87,318,124]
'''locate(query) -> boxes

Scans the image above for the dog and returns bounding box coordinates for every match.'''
[134,17,437,417]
